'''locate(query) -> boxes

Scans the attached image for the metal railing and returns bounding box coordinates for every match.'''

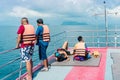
[0,30,120,80]
[65,30,120,47]
[0,31,65,80]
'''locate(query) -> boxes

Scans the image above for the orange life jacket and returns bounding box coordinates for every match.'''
[74,42,87,56]
[22,24,36,44]
[42,25,50,42]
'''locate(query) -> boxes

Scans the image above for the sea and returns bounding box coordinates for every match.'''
[0,24,120,80]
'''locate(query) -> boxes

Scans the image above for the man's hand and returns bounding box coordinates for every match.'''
[16,44,20,49]
[16,34,21,49]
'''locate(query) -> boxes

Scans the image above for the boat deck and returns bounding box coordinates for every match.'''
[33,48,105,80]
[16,47,120,80]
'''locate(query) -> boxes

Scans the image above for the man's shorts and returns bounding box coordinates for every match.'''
[20,46,34,62]
[38,41,49,60]
[39,45,48,60]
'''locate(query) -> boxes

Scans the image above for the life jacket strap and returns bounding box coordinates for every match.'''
[21,34,36,43]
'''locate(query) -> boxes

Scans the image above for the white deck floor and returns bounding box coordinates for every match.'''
[33,66,73,80]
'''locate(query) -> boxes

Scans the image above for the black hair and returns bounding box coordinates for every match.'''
[37,18,43,24]
[22,17,29,24]
[78,36,83,42]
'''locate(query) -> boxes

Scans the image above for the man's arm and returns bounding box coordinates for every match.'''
[16,25,24,48]
[85,43,88,51]
[36,26,43,43]
[73,44,77,50]
[16,34,21,48]
[73,43,78,55]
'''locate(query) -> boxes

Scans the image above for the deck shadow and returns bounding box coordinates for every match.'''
[111,53,120,80]
[111,64,120,80]
[110,53,120,64]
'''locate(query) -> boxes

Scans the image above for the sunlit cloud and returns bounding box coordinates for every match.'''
[0,0,120,25]
[107,6,120,17]
[21,0,26,2]
[9,6,51,18]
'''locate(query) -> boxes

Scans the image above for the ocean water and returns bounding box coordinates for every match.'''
[0,24,119,80]
[0,24,100,51]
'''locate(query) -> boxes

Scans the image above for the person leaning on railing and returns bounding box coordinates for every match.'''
[36,18,50,71]
[16,17,36,80]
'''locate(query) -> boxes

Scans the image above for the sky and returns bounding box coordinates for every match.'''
[0,0,120,26]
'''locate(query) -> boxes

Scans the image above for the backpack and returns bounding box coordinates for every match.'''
[73,55,85,61]
[73,52,91,61]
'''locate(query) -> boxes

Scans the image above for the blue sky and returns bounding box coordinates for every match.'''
[0,0,120,26]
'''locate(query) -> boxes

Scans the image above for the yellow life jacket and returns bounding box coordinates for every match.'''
[22,24,36,44]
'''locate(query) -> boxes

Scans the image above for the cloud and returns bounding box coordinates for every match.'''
[2,0,120,25]
[21,0,26,2]
[28,0,94,17]
[107,6,120,17]
[3,0,97,20]
[9,6,51,18]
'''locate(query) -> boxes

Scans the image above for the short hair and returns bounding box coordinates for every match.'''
[37,18,43,24]
[21,17,29,24]
[78,36,83,41]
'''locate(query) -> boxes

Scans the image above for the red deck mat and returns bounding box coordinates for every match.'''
[65,48,107,80]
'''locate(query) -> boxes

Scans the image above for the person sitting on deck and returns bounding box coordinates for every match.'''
[73,36,91,61]
[54,41,70,62]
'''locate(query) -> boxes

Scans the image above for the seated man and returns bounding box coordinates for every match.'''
[54,41,70,62]
[73,36,91,61]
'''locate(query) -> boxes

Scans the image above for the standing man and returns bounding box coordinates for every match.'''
[16,17,36,80]
[36,18,50,71]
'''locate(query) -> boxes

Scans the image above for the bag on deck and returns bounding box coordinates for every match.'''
[73,55,85,61]
[55,52,67,62]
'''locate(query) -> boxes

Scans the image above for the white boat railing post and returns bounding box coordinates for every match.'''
[97,38,100,48]
[114,32,119,48]
[19,61,22,80]
[114,36,117,47]
[104,1,108,47]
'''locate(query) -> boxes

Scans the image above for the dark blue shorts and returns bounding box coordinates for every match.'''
[38,41,49,60]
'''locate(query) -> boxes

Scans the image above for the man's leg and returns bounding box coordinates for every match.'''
[41,44,49,71]
[39,46,42,60]
[62,41,68,50]
[43,45,48,68]
[26,60,33,80]
[43,59,48,68]
[21,46,34,80]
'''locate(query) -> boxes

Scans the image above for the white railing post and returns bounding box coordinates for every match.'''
[92,32,94,47]
[19,61,22,80]
[114,36,117,47]
[97,38,100,48]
